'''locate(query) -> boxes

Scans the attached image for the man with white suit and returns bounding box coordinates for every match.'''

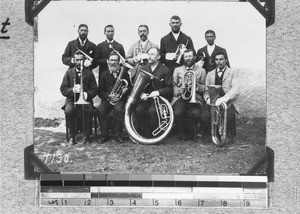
[202,51,240,143]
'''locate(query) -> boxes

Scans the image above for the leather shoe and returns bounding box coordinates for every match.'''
[98,136,109,144]
[69,138,76,145]
[116,137,124,144]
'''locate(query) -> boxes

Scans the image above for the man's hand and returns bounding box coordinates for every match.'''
[84,59,92,67]
[83,92,88,100]
[165,52,176,60]
[133,54,141,63]
[141,93,149,100]
[215,96,229,106]
[147,91,159,98]
[108,94,119,103]
[122,87,128,94]
[206,97,211,105]
[73,84,81,93]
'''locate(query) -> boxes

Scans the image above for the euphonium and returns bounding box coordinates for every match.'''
[109,67,129,105]
[124,68,174,145]
[208,85,228,146]
[181,70,197,103]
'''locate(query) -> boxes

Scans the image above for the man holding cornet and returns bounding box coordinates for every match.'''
[62,24,96,70]
[97,52,132,144]
[60,52,98,145]
[160,15,194,74]
[172,49,206,140]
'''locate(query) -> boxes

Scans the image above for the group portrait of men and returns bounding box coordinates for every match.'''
[60,15,240,146]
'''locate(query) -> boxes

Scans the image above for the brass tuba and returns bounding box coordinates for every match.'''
[181,70,197,103]
[208,85,228,146]
[124,68,174,145]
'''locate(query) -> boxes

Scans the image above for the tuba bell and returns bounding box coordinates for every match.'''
[208,85,228,146]
[181,70,197,103]
[124,68,174,145]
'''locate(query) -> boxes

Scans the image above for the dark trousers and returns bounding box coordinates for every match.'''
[65,102,93,139]
[98,100,125,137]
[201,103,236,137]
[134,100,158,137]
[172,97,202,134]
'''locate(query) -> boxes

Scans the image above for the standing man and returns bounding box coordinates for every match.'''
[60,52,98,145]
[202,51,240,144]
[98,52,132,144]
[62,24,97,69]
[134,47,172,138]
[172,49,206,139]
[160,15,194,75]
[126,25,159,80]
[93,25,126,77]
[196,30,230,73]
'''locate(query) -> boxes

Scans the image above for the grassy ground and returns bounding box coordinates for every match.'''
[34,117,266,175]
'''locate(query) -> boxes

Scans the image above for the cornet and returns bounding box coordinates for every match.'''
[175,40,189,64]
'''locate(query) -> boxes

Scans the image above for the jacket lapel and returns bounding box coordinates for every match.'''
[222,67,231,82]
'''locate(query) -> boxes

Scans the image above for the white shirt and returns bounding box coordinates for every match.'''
[207,44,216,56]
[140,39,149,48]
[216,66,227,77]
[172,31,180,41]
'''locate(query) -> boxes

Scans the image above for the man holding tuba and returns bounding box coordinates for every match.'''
[133,47,172,138]
[97,52,132,144]
[202,51,240,144]
[60,52,98,145]
[172,49,206,140]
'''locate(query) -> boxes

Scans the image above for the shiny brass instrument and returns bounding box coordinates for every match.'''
[75,47,93,62]
[109,67,129,105]
[124,68,174,145]
[175,40,188,64]
[110,47,134,69]
[73,60,90,144]
[181,70,197,103]
[208,85,228,146]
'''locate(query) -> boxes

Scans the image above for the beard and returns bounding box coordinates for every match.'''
[184,59,195,67]
[108,64,120,73]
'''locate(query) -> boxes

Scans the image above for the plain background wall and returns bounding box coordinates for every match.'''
[0,0,300,213]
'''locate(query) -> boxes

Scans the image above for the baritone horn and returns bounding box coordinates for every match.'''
[181,70,197,103]
[124,67,174,145]
[208,85,228,146]
[175,40,189,64]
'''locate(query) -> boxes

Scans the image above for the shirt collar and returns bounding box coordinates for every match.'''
[106,39,114,44]
[79,37,87,46]
[172,31,181,41]
[217,66,227,73]
[185,65,195,70]
[139,39,149,47]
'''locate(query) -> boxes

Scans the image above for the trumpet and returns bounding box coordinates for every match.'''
[110,47,134,69]
[181,70,197,103]
[75,47,93,62]
[175,40,188,64]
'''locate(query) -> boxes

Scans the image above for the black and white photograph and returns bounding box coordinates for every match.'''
[33,0,266,174]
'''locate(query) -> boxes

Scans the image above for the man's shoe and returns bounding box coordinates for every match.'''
[69,138,76,145]
[98,136,109,144]
[116,137,124,144]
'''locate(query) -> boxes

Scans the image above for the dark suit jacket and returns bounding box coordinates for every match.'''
[60,67,98,105]
[135,63,173,101]
[160,32,194,73]
[93,40,125,77]
[196,45,230,73]
[98,68,132,101]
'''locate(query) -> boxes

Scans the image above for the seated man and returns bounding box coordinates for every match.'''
[60,52,98,145]
[172,49,206,140]
[202,51,240,144]
[98,52,132,144]
[134,47,173,138]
